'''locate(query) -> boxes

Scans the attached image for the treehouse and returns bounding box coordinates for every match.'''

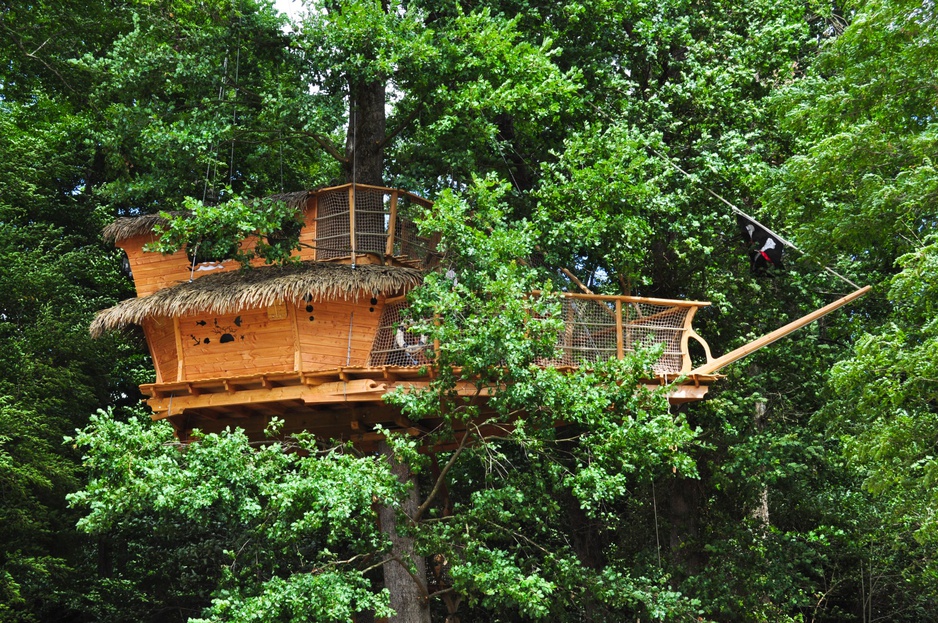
[92,184,868,448]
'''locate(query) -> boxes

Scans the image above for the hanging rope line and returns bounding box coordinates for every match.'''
[203,49,230,204]
[645,144,863,290]
[351,98,358,269]
[228,28,242,185]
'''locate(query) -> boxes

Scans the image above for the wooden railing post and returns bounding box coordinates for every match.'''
[615,300,624,360]
[348,185,356,262]
[386,190,398,258]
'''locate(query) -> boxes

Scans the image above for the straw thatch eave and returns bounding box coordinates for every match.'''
[90,261,423,337]
[102,191,311,243]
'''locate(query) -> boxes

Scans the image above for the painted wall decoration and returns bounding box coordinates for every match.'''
[189,316,245,346]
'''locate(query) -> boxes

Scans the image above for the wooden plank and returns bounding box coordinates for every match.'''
[532,291,710,308]
[689,286,872,375]
[386,191,398,257]
[173,316,185,381]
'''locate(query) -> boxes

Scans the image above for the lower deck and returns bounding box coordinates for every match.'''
[143,366,718,449]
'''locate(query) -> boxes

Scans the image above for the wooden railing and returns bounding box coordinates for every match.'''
[313,184,440,268]
[540,293,713,375]
[368,293,714,376]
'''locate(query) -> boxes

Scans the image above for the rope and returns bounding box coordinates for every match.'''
[228,29,241,185]
[646,145,862,290]
[203,50,230,203]
[351,99,357,269]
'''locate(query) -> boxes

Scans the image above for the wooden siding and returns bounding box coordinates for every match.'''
[142,317,178,383]
[118,194,317,299]
[147,297,385,382]
[297,296,383,370]
[176,305,295,380]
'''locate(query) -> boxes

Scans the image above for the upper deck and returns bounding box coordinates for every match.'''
[106,184,439,298]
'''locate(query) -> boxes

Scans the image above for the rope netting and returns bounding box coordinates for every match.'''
[544,298,691,374]
[392,195,440,267]
[314,189,350,260]
[313,187,439,268]
[368,300,433,367]
[369,297,693,374]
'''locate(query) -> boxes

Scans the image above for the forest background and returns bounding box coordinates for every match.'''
[1,0,937,621]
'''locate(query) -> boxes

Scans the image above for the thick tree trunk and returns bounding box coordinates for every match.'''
[669,475,704,581]
[378,441,431,623]
[346,79,386,186]
[751,401,770,528]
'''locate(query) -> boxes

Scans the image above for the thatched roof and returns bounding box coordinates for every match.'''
[90,261,422,337]
[102,191,311,243]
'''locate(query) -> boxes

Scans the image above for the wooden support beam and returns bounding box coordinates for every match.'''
[386,191,398,257]
[689,286,872,375]
[288,300,303,372]
[173,316,185,382]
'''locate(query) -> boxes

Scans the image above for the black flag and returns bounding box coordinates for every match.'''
[738,214,784,274]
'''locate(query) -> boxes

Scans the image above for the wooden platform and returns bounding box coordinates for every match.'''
[142,366,718,449]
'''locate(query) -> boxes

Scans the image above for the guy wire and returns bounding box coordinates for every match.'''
[645,144,862,290]
[229,27,242,185]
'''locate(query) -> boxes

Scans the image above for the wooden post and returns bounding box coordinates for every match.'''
[349,184,357,262]
[173,316,186,381]
[386,190,398,258]
[288,301,302,372]
[615,300,624,360]
[689,286,871,375]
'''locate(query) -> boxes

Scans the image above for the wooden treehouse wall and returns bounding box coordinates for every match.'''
[143,296,388,383]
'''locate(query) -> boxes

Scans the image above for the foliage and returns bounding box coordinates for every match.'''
[826,237,938,544]
[4,0,938,620]
[69,412,399,623]
[148,194,304,266]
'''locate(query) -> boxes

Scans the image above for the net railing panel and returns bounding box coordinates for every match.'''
[315,189,352,260]
[393,196,440,268]
[369,297,697,374]
[313,186,439,268]
[368,301,433,367]
[354,188,390,256]
[544,299,691,374]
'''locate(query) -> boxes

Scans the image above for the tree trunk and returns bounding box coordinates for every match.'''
[346,78,386,186]
[669,475,704,582]
[751,401,770,528]
[378,441,431,623]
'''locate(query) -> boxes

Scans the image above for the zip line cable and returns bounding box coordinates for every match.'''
[643,144,863,290]
[229,30,242,185]
[203,51,230,204]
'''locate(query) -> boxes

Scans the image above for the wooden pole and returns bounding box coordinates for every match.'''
[386,190,398,258]
[689,286,871,375]
[349,184,356,263]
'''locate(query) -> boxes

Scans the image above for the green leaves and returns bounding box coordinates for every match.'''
[69,410,403,622]
[149,194,303,265]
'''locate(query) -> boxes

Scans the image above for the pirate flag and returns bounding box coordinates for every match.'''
[738,214,784,274]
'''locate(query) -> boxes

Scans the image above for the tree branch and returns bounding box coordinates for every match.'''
[2,24,81,98]
[302,130,349,163]
[378,97,426,150]
[414,429,471,522]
